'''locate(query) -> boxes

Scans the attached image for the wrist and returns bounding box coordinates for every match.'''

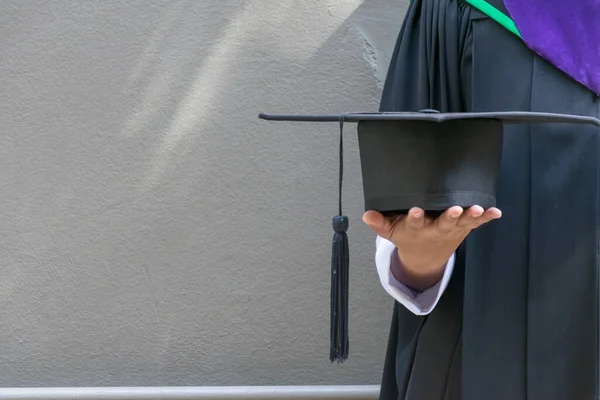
[391,248,447,291]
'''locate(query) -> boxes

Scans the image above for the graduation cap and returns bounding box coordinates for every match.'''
[258,109,600,362]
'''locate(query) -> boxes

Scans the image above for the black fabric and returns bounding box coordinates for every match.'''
[378,0,600,399]
[357,119,502,213]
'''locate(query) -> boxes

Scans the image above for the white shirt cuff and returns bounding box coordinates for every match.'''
[375,236,455,315]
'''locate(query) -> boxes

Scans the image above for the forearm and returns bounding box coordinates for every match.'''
[375,236,455,315]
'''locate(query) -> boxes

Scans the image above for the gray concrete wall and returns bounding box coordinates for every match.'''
[0,0,408,387]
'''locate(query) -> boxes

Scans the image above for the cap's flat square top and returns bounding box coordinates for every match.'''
[258,111,600,126]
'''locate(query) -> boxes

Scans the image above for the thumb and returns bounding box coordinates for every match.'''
[362,210,393,238]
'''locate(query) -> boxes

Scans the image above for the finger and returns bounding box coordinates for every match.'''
[362,210,396,239]
[470,207,503,228]
[487,207,502,219]
[434,206,463,234]
[456,205,484,228]
[404,207,425,231]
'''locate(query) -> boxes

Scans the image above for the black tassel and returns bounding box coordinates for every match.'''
[330,115,350,363]
[331,215,349,362]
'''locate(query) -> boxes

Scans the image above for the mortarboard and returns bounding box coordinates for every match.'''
[258,109,600,362]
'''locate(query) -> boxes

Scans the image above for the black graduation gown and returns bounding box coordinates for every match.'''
[378,0,600,399]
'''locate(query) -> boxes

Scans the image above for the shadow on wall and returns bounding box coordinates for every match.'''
[0,0,407,388]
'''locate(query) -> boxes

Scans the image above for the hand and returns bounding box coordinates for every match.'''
[363,206,502,290]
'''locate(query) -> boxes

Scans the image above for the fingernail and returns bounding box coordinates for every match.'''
[448,206,463,218]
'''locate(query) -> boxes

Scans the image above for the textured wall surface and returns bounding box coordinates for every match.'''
[0,0,408,387]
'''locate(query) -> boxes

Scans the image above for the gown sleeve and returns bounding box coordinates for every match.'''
[378,1,473,399]
[379,0,473,114]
